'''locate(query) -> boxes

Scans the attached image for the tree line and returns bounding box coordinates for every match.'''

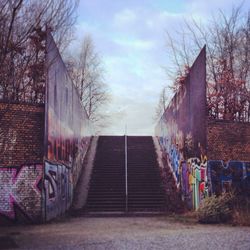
[156,5,250,123]
[0,0,109,128]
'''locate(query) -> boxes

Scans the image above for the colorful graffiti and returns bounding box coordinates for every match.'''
[0,164,42,222]
[44,161,73,221]
[184,157,208,210]
[208,160,250,195]
[155,47,207,209]
[157,140,209,210]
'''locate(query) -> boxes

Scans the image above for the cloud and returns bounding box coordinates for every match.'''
[113,37,155,50]
[73,1,250,135]
[188,0,246,13]
[71,4,188,135]
[101,95,157,135]
[113,9,137,27]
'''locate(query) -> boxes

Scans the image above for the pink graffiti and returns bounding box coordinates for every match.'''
[0,164,42,220]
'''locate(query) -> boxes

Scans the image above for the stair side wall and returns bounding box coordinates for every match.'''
[152,137,184,212]
[43,32,93,221]
[0,32,94,225]
[155,47,207,210]
[71,136,99,211]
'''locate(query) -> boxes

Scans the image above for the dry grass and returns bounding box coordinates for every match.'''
[195,191,250,226]
[232,210,250,226]
[232,195,250,226]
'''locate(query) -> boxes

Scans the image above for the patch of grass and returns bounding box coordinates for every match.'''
[197,191,250,226]
[165,212,198,224]
[162,191,250,227]
[232,195,250,226]
[232,210,250,226]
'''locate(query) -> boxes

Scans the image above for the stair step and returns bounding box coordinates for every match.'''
[88,197,124,200]
[128,200,165,204]
[87,205,125,208]
[87,202,125,206]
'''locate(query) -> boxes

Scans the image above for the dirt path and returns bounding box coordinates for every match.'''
[0,216,250,250]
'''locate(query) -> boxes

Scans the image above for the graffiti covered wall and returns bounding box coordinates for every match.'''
[207,120,250,196]
[0,164,43,223]
[155,46,250,209]
[44,32,92,220]
[208,161,250,195]
[155,47,207,209]
[0,32,92,224]
[44,161,73,221]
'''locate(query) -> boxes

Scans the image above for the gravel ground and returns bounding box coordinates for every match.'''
[0,216,250,250]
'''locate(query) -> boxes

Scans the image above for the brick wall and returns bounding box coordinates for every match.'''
[207,120,250,161]
[0,102,45,223]
[0,102,45,166]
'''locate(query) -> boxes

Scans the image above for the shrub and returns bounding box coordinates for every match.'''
[197,192,234,223]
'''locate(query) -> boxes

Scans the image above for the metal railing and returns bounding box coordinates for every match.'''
[125,126,128,212]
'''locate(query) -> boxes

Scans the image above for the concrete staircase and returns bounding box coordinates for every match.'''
[127,136,166,212]
[85,136,166,214]
[86,136,126,212]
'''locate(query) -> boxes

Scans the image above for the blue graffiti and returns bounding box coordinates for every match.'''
[170,145,181,182]
[208,160,250,195]
[159,136,181,182]
[44,161,73,221]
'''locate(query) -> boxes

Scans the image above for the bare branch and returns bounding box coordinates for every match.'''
[162,4,250,122]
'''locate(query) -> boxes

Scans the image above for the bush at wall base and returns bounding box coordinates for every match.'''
[197,192,234,224]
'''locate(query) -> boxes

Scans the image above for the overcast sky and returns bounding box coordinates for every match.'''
[72,0,249,135]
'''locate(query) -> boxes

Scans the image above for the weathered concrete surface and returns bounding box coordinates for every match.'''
[153,136,165,171]
[153,137,184,212]
[0,216,249,250]
[72,136,99,210]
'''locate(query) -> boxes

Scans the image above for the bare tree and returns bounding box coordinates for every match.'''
[0,0,78,103]
[67,35,110,130]
[155,86,170,121]
[164,5,250,122]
